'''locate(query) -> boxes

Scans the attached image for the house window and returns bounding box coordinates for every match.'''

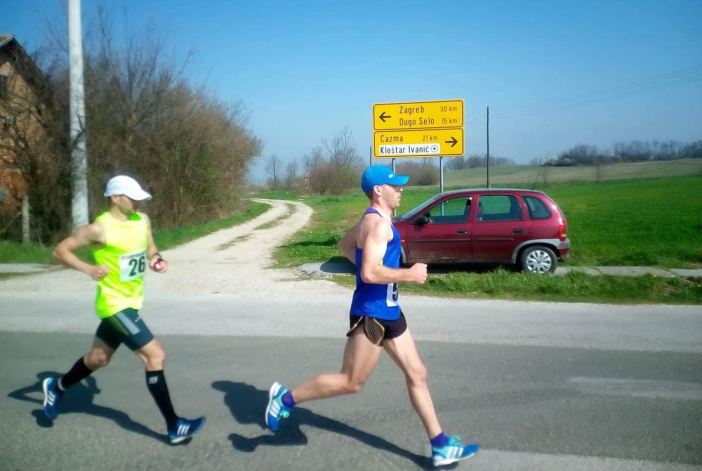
[0,74,8,100]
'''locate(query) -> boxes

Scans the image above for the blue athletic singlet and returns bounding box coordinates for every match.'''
[349,208,401,321]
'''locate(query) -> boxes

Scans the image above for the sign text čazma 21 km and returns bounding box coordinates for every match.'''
[374,129,464,157]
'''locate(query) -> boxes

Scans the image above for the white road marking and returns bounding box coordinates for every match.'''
[569,377,702,400]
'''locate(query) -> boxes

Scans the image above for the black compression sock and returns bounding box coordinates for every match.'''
[59,357,94,390]
[145,370,178,429]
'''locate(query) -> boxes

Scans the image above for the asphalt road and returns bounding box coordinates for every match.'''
[1,293,701,471]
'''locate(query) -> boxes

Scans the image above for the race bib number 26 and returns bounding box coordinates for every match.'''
[119,251,147,282]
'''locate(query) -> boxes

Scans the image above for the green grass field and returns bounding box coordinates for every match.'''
[262,173,702,304]
[268,175,702,269]
[444,158,702,188]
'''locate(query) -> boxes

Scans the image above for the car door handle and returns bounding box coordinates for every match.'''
[456,229,468,234]
[512,228,523,234]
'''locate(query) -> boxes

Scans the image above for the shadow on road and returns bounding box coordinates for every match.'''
[8,371,164,442]
[212,380,440,469]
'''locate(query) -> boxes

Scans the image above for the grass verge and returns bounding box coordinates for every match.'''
[332,269,702,304]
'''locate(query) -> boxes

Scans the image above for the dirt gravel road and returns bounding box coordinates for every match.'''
[0,199,349,300]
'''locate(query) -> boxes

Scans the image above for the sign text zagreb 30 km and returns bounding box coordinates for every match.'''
[373,99,464,158]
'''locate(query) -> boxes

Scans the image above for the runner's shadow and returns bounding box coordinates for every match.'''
[7,371,164,442]
[212,380,436,469]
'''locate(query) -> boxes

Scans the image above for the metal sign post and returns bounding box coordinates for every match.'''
[439,156,444,193]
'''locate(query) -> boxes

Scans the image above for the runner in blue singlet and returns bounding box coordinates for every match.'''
[349,207,402,321]
[265,165,480,467]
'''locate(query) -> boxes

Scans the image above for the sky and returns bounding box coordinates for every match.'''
[3,0,702,182]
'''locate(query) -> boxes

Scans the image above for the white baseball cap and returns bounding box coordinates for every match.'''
[104,175,152,201]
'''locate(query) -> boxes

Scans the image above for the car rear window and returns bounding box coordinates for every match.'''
[477,195,523,221]
[524,195,551,219]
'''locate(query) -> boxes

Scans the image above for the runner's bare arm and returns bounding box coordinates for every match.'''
[338,223,360,263]
[144,214,167,272]
[360,217,427,285]
[53,222,108,280]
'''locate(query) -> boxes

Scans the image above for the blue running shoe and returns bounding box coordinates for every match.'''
[432,436,480,467]
[168,416,206,444]
[265,382,291,432]
[42,377,63,420]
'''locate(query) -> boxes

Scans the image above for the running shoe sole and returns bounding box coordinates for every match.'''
[42,377,58,420]
[433,444,479,467]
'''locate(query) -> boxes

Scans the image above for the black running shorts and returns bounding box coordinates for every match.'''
[95,308,154,351]
[347,311,408,346]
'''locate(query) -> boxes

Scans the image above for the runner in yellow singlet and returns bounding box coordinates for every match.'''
[42,175,205,444]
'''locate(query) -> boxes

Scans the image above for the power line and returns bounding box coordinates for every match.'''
[466,64,702,123]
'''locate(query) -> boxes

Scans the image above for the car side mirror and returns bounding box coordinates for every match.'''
[414,215,429,226]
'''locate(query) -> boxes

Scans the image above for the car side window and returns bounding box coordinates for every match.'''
[476,195,523,222]
[426,197,471,224]
[524,195,551,220]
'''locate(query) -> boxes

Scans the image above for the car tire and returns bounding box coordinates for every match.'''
[520,245,557,274]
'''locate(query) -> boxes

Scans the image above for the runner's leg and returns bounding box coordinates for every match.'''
[383,327,442,438]
[136,338,166,371]
[136,339,178,428]
[43,337,116,419]
[81,337,117,373]
[291,329,384,403]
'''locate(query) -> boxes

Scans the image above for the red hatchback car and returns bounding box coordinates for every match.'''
[394,189,570,273]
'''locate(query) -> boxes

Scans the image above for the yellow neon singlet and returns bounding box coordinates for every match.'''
[93,211,148,318]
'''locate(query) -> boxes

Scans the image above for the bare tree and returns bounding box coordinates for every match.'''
[306,128,361,194]
[265,154,282,189]
[284,159,298,188]
[6,8,262,238]
[323,126,359,168]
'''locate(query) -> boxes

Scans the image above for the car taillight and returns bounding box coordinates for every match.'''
[558,217,567,241]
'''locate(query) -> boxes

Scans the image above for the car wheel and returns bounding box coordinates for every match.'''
[520,245,557,274]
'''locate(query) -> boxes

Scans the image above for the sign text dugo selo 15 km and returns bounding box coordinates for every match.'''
[373,99,464,158]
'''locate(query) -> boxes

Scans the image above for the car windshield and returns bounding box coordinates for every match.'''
[396,194,444,221]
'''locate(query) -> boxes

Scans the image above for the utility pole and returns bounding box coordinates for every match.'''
[439,156,444,193]
[68,0,89,230]
[486,106,490,188]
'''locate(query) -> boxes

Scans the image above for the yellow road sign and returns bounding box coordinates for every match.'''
[374,129,464,158]
[373,99,463,131]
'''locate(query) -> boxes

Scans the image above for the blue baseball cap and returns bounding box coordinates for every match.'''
[361,166,410,193]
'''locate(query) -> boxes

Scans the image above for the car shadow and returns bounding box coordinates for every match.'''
[423,263,516,274]
[7,371,165,442]
[318,258,515,276]
[211,380,444,470]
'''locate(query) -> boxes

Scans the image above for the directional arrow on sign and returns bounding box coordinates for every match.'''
[379,111,392,122]
[373,100,463,130]
[373,129,464,157]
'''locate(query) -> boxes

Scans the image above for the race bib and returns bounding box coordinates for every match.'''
[119,251,147,282]
[386,282,399,307]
